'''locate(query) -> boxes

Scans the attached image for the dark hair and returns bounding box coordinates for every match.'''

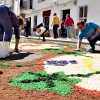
[77,21,85,26]
[53,13,57,16]
[17,15,24,26]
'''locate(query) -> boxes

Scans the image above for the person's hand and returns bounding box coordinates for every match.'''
[74,48,80,51]
[90,35,96,40]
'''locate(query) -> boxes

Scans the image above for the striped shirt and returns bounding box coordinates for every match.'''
[5,6,20,39]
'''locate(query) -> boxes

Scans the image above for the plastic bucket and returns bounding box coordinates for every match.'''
[0,42,10,58]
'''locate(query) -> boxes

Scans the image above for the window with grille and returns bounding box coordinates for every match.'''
[79,6,88,22]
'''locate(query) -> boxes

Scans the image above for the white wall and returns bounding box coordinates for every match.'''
[0,0,5,5]
[70,6,78,28]
[6,0,13,7]
[88,0,100,25]
[33,0,40,10]
[37,11,43,25]
[77,0,89,6]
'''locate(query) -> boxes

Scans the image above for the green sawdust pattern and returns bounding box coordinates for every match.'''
[10,41,15,45]
[9,71,81,96]
[56,50,84,56]
[43,49,88,56]
[0,60,12,68]
[0,63,44,69]
[67,71,100,78]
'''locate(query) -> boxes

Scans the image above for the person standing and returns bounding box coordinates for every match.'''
[61,19,66,38]
[51,13,60,39]
[0,5,24,52]
[75,21,100,52]
[25,18,30,37]
[65,14,74,39]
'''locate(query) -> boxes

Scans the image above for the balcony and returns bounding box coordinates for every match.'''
[57,0,72,4]
[38,0,53,9]
[21,0,34,14]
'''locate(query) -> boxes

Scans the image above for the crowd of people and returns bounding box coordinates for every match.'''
[51,13,74,39]
[0,4,100,54]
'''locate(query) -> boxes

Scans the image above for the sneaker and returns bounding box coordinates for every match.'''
[87,48,95,52]
[12,49,22,53]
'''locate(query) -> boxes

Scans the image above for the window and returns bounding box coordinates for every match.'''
[33,16,37,31]
[79,6,88,22]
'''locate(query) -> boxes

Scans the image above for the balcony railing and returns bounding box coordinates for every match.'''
[20,0,34,14]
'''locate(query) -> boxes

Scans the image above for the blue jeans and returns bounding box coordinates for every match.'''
[0,6,12,42]
[53,25,59,38]
[66,26,72,38]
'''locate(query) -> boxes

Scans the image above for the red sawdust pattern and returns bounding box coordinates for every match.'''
[72,84,100,97]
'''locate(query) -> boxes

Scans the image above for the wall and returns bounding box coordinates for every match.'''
[33,0,40,11]
[0,0,5,5]
[88,0,100,25]
[77,0,89,6]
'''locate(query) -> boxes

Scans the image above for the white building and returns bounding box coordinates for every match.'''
[0,0,13,7]
[1,0,100,38]
[0,0,20,14]
[24,0,99,37]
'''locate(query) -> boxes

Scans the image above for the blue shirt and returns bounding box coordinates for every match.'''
[78,22,100,40]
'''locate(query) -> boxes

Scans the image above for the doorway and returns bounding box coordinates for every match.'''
[33,16,37,31]
[62,9,70,20]
[43,17,49,26]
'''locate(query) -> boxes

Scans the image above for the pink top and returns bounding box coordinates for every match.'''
[65,17,74,26]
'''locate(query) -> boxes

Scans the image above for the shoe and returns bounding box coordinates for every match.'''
[12,49,22,53]
[87,48,95,52]
[42,40,46,42]
[74,48,80,51]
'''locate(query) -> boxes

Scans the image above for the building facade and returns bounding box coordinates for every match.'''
[28,0,85,37]
[1,0,100,38]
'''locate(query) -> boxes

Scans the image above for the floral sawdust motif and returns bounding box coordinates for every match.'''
[46,60,77,66]
[9,71,81,96]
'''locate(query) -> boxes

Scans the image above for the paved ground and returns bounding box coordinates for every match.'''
[0,38,100,100]
[19,35,100,45]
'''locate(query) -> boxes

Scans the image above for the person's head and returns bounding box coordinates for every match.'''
[62,19,64,22]
[53,13,57,16]
[66,14,70,18]
[26,18,28,21]
[77,20,86,30]
[17,15,24,29]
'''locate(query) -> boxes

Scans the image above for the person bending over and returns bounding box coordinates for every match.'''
[75,21,100,52]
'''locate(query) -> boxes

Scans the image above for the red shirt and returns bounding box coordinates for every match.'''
[65,17,74,26]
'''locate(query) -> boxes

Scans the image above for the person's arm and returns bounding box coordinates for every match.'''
[75,32,83,51]
[14,27,20,50]
[94,27,100,36]
[72,18,74,25]
[89,22,100,36]
[64,19,67,26]
[58,18,60,27]
[51,17,54,27]
[76,40,82,50]
[38,36,40,41]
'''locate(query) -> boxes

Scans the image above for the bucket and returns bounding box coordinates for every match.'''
[0,42,10,58]
[36,26,46,36]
